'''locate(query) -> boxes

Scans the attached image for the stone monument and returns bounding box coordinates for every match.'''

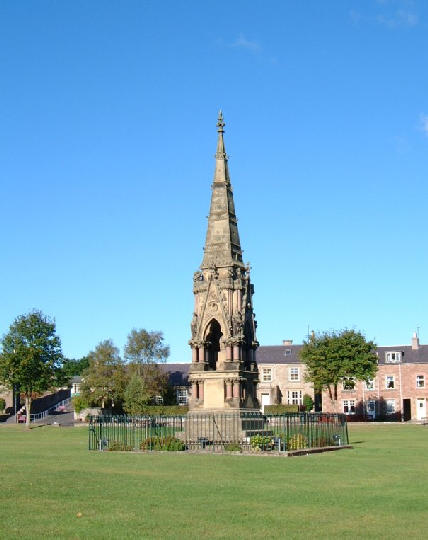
[188,112,260,417]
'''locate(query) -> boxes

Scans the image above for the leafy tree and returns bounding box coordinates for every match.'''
[300,329,378,409]
[303,393,314,412]
[124,329,170,403]
[61,356,90,379]
[0,310,63,428]
[124,329,169,368]
[80,340,126,410]
[123,374,151,415]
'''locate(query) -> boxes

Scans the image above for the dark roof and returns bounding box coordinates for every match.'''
[376,345,428,365]
[162,344,428,376]
[257,345,303,364]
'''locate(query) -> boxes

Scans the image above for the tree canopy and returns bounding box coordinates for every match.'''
[124,329,169,366]
[0,310,63,427]
[80,340,126,410]
[299,329,378,404]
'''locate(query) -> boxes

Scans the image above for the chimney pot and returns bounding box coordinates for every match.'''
[412,332,420,350]
[283,339,293,346]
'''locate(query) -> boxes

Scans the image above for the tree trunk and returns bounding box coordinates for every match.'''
[25,396,32,429]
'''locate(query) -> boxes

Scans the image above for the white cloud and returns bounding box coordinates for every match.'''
[231,34,261,54]
[420,114,428,136]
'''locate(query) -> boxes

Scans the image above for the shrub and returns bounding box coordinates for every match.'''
[140,435,185,451]
[139,406,189,416]
[0,398,5,412]
[72,395,90,414]
[108,440,133,451]
[287,433,308,450]
[224,442,241,452]
[264,404,299,414]
[302,394,314,412]
[250,434,274,451]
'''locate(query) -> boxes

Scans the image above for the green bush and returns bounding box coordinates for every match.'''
[302,394,314,412]
[250,434,274,451]
[72,395,90,414]
[0,398,6,411]
[224,442,241,452]
[140,435,185,451]
[264,404,299,414]
[287,433,308,450]
[139,406,188,416]
[107,440,133,451]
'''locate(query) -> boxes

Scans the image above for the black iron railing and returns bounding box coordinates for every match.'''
[89,412,348,453]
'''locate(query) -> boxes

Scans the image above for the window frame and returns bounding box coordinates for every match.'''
[288,367,300,382]
[385,375,395,389]
[416,375,425,389]
[386,399,396,414]
[343,399,356,415]
[262,367,273,383]
[385,351,401,364]
[365,379,375,390]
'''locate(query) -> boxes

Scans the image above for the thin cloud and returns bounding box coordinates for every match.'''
[377,9,418,27]
[231,33,261,54]
[420,114,428,136]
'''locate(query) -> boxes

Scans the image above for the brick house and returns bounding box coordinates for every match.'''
[165,333,428,421]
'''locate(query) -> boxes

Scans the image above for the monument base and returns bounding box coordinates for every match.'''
[184,409,272,444]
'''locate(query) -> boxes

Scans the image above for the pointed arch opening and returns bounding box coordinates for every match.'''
[204,319,222,371]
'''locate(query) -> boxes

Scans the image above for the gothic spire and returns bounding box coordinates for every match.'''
[201,112,243,269]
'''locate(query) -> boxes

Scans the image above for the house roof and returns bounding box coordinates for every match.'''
[162,343,428,378]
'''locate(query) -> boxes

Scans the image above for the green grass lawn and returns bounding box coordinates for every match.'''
[0,424,427,539]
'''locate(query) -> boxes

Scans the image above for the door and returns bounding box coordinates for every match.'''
[402,399,411,422]
[366,400,376,420]
[261,393,270,413]
[416,398,426,420]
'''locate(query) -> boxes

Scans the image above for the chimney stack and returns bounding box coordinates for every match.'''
[283,339,293,346]
[412,332,420,350]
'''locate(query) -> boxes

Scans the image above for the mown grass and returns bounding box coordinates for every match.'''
[0,424,427,538]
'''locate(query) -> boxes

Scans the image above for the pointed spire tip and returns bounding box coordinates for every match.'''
[217,110,225,132]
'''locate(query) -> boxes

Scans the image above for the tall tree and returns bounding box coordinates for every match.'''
[0,310,63,428]
[124,329,170,403]
[61,356,90,379]
[300,329,378,409]
[80,340,126,409]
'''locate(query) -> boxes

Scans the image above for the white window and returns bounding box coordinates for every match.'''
[365,379,375,390]
[416,375,425,388]
[386,375,395,389]
[284,349,292,356]
[386,399,395,414]
[385,352,401,363]
[287,390,302,405]
[288,367,300,382]
[343,400,356,414]
[176,387,188,406]
[262,368,272,382]
[154,395,163,405]
[342,377,356,390]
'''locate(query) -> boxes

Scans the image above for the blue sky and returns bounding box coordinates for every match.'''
[1,0,427,362]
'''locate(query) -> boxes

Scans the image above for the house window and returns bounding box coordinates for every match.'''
[284,349,292,356]
[386,376,395,389]
[386,399,395,414]
[385,352,401,363]
[416,375,425,388]
[343,377,356,390]
[289,367,299,381]
[154,395,163,405]
[343,400,356,414]
[287,390,302,405]
[176,387,188,406]
[262,368,272,382]
[365,379,375,390]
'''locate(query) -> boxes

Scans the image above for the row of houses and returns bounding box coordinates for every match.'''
[165,333,428,421]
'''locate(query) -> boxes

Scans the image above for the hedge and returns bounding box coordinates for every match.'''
[264,404,299,414]
[139,405,189,416]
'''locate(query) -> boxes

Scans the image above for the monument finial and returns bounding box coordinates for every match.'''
[217,110,225,133]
